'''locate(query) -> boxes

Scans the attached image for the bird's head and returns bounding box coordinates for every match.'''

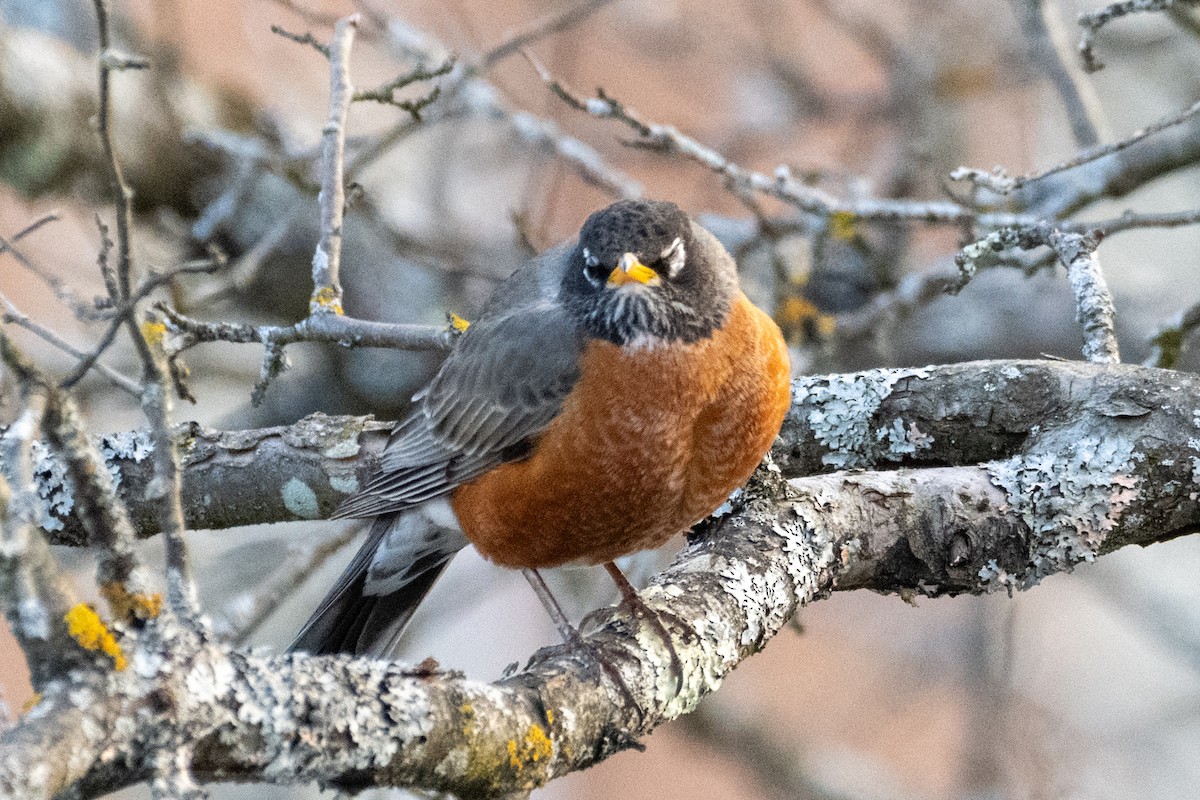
[561,199,738,347]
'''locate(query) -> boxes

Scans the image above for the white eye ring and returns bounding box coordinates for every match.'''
[582,247,602,285]
[661,237,685,277]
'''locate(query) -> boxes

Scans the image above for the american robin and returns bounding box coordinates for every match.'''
[291,199,792,658]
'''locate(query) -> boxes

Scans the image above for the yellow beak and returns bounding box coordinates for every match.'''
[606,253,661,287]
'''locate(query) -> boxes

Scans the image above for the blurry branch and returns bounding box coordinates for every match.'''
[0,216,142,395]
[269,23,330,57]
[950,97,1200,195]
[214,523,363,644]
[681,700,856,800]
[1078,0,1182,72]
[92,0,201,618]
[6,360,1199,796]
[1015,0,1103,146]
[477,0,617,70]
[954,225,1118,363]
[0,359,85,691]
[1146,299,1200,368]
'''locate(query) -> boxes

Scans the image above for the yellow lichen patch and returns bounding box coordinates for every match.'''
[448,312,470,333]
[140,319,167,349]
[506,723,554,771]
[459,701,476,737]
[776,296,820,329]
[21,692,42,714]
[545,708,554,725]
[829,210,858,241]
[815,313,837,338]
[64,603,127,671]
[309,286,344,315]
[100,581,163,622]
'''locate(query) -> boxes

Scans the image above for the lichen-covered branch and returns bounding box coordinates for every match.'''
[953,226,1119,363]
[4,359,1198,797]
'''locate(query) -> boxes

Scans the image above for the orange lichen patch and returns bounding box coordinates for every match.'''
[309,286,344,314]
[448,312,471,333]
[64,603,127,671]
[829,210,858,241]
[506,723,554,771]
[140,319,167,349]
[100,581,163,622]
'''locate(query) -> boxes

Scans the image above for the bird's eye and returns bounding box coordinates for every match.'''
[581,248,605,286]
[660,237,685,278]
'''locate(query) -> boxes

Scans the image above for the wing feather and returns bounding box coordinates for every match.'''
[334,244,582,519]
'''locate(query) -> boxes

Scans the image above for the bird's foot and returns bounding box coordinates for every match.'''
[521,568,646,722]
[603,562,684,696]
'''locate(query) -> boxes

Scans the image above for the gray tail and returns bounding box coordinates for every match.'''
[288,513,460,658]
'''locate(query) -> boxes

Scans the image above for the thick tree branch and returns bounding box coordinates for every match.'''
[3,360,1196,796]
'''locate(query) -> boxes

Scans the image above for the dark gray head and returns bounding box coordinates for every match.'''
[560,199,738,347]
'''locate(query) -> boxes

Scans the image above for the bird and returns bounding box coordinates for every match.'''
[291,198,792,659]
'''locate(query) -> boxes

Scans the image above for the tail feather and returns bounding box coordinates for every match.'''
[289,512,462,657]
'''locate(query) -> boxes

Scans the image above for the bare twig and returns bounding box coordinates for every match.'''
[1078,0,1179,72]
[309,15,359,317]
[270,24,329,58]
[91,0,200,620]
[58,255,225,390]
[951,97,1200,195]
[477,0,617,71]
[1017,0,1103,146]
[528,55,1032,228]
[0,290,140,395]
[353,58,455,121]
[157,280,454,407]
[215,524,363,643]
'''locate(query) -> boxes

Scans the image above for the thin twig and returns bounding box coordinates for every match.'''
[158,304,454,404]
[1017,0,1103,147]
[477,0,617,71]
[92,0,200,621]
[309,15,359,317]
[215,524,362,644]
[58,255,225,390]
[270,24,329,58]
[353,59,455,119]
[0,291,140,395]
[1078,0,1179,72]
[950,97,1200,195]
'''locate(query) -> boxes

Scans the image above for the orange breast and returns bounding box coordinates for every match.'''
[450,294,792,568]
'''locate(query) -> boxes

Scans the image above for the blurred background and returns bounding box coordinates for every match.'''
[2,0,1200,797]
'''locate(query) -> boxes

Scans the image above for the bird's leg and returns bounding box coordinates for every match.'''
[521,568,585,646]
[521,568,645,720]
[603,561,684,694]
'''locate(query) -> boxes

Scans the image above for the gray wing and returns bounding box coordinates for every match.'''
[334,244,582,519]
